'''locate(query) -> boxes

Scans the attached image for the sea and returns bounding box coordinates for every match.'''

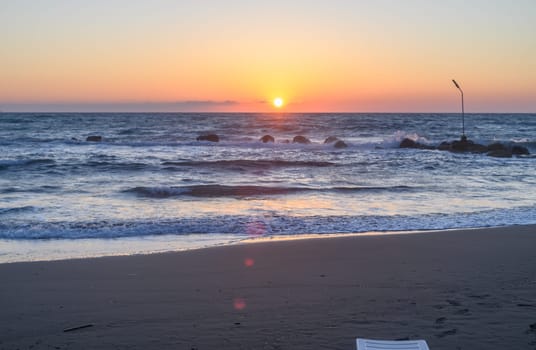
[1,113,535,263]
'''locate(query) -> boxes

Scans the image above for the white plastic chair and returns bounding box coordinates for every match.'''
[356,338,430,350]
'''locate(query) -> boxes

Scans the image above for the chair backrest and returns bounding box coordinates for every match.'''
[356,338,430,350]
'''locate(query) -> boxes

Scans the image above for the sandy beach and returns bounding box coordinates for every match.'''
[1,226,536,350]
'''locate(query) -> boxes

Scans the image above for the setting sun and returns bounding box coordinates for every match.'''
[273,97,284,108]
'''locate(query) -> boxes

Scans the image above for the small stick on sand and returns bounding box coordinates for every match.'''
[63,324,93,332]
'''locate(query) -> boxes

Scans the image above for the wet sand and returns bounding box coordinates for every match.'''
[1,226,536,349]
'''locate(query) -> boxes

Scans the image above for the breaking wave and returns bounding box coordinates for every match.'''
[1,206,535,240]
[162,159,336,168]
[123,184,415,198]
[0,158,55,170]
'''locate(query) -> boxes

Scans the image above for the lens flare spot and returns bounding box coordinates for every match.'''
[244,258,255,267]
[233,298,247,310]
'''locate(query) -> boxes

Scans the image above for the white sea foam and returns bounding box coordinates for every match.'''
[1,206,536,241]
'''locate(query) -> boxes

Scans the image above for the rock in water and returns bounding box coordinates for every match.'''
[450,139,471,152]
[86,135,102,142]
[260,135,275,143]
[438,141,451,151]
[450,139,483,153]
[196,134,219,142]
[292,135,311,144]
[487,142,507,152]
[487,150,512,158]
[511,145,529,155]
[439,138,487,153]
[399,138,435,150]
[486,143,530,157]
[334,140,348,148]
[324,136,339,144]
[400,138,418,148]
[402,137,529,158]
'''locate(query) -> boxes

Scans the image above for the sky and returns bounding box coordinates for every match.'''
[1,0,535,112]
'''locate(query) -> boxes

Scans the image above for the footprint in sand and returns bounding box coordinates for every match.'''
[468,294,490,299]
[435,328,457,338]
[528,323,536,334]
[518,303,536,308]
[446,299,461,307]
[434,317,447,329]
[435,317,447,325]
[454,308,470,315]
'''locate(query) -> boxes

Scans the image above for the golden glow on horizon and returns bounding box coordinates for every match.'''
[273,97,284,108]
[1,2,535,112]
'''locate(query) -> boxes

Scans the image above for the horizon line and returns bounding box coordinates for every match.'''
[1,111,535,114]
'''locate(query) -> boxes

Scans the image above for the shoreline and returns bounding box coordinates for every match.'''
[1,224,534,264]
[1,225,535,349]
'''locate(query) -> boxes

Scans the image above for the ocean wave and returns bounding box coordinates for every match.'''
[0,158,55,170]
[0,206,40,216]
[57,137,389,150]
[68,135,535,154]
[123,184,414,198]
[162,159,336,169]
[65,135,536,154]
[381,131,431,148]
[0,185,61,194]
[0,133,416,151]
[1,206,535,239]
[81,161,152,171]
[0,159,155,173]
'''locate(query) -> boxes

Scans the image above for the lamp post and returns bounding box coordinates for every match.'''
[452,79,465,141]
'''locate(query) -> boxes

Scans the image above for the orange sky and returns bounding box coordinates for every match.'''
[1,1,535,112]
